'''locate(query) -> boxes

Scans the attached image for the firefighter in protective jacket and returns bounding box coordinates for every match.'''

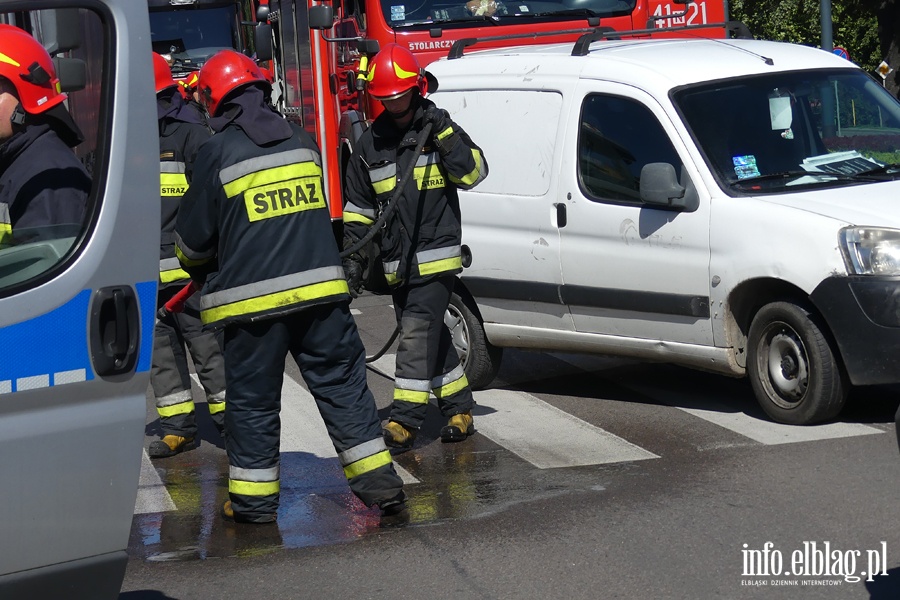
[0,25,89,247]
[342,43,488,451]
[175,50,406,524]
[149,52,227,459]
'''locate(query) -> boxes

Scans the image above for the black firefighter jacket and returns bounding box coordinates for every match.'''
[174,121,350,329]
[342,101,488,288]
[158,94,210,289]
[0,123,89,245]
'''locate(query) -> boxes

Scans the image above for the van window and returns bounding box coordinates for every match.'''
[437,89,561,196]
[578,94,682,204]
[0,8,105,292]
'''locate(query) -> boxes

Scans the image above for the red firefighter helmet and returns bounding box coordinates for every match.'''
[0,24,66,115]
[178,71,200,99]
[196,49,268,117]
[366,43,427,100]
[153,52,178,94]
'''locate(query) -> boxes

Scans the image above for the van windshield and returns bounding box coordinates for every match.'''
[382,0,635,27]
[675,69,900,193]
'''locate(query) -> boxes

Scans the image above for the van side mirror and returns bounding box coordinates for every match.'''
[53,57,87,92]
[255,24,273,61]
[309,5,335,30]
[640,162,698,212]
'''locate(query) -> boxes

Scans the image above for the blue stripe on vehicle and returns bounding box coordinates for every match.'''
[135,280,157,374]
[0,282,156,395]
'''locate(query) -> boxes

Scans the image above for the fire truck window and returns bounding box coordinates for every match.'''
[578,94,683,204]
[0,8,105,291]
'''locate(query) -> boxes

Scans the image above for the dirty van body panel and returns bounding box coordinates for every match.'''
[557,81,715,347]
[0,1,157,597]
[707,196,848,342]
[708,186,900,386]
[437,86,575,333]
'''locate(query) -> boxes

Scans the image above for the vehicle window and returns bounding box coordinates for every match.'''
[578,93,683,204]
[677,69,900,194]
[0,8,105,293]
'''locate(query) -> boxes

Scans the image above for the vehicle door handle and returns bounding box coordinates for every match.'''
[554,203,567,228]
[90,285,140,376]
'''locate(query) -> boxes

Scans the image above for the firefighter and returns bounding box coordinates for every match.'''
[178,71,205,116]
[0,25,89,246]
[174,49,406,524]
[148,52,227,459]
[342,43,488,451]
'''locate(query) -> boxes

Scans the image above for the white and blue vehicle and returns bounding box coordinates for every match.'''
[0,2,158,597]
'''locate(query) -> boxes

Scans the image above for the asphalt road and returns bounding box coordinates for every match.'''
[121,292,900,600]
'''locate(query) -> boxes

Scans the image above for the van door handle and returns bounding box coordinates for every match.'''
[555,203,567,228]
[90,286,140,376]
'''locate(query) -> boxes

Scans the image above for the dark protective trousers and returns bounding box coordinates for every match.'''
[390,276,475,429]
[152,286,226,437]
[223,302,404,519]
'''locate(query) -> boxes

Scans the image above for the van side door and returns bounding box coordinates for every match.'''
[439,87,572,332]
[0,2,157,597]
[557,82,713,348]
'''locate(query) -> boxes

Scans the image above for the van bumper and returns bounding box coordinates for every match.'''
[811,276,900,386]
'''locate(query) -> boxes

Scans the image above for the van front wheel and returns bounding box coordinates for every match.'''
[747,301,847,425]
[446,292,502,389]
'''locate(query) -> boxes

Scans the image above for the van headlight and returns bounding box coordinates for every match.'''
[840,227,900,275]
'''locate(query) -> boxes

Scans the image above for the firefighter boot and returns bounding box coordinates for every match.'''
[221,501,277,524]
[379,491,409,527]
[440,412,474,443]
[383,421,416,451]
[148,435,195,458]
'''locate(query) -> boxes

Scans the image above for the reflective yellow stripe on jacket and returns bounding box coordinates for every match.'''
[160,161,189,197]
[199,265,349,324]
[0,202,10,245]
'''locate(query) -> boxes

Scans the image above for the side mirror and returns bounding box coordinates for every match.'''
[53,57,87,92]
[39,8,82,54]
[255,24,273,62]
[640,162,697,212]
[308,5,334,30]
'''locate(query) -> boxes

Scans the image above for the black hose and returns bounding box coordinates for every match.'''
[339,121,433,259]
[340,122,433,364]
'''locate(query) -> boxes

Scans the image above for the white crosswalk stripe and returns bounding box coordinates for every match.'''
[134,450,177,515]
[474,388,658,467]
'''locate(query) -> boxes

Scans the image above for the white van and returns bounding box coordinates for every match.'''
[430,34,900,425]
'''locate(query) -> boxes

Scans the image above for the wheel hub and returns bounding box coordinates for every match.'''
[766,331,808,401]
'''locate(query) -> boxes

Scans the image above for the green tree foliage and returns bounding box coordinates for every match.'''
[729,1,880,73]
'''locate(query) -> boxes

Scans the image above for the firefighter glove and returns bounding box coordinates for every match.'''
[422,98,450,131]
[342,255,364,299]
[423,100,457,155]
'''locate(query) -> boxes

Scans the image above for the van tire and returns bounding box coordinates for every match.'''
[747,301,847,425]
[446,291,502,389]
